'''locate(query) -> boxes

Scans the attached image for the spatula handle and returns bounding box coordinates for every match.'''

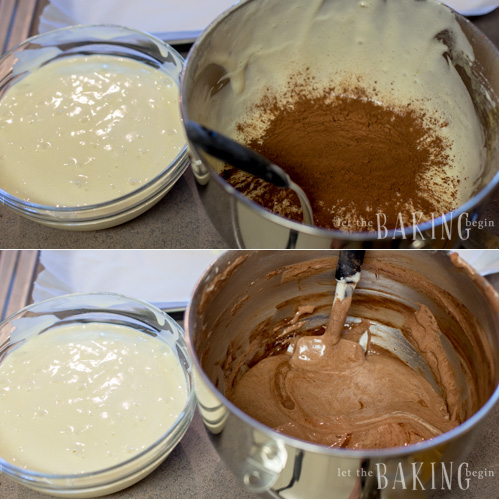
[335,250,365,281]
[185,120,290,188]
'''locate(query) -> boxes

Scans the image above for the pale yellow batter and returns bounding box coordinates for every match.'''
[0,54,184,206]
[0,323,187,474]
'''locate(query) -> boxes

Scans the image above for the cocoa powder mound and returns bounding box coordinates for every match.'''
[221,90,459,231]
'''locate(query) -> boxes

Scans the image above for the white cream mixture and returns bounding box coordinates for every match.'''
[0,323,187,474]
[0,55,184,206]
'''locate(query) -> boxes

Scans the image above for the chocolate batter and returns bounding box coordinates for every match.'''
[229,306,458,449]
[224,257,466,450]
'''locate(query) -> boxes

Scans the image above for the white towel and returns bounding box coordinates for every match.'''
[33,250,223,308]
[38,0,238,42]
[441,0,498,15]
[32,250,497,310]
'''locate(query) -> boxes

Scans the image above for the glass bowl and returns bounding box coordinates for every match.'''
[0,293,196,497]
[0,25,189,230]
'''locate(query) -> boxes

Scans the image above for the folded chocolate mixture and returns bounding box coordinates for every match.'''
[228,305,459,449]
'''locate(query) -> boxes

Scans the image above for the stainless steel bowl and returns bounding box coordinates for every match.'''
[185,250,498,498]
[180,0,499,249]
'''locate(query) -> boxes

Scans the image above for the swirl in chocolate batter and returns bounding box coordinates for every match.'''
[225,257,469,449]
[229,302,458,449]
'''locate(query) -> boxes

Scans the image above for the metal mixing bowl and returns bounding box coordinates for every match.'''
[180,0,499,249]
[185,250,498,498]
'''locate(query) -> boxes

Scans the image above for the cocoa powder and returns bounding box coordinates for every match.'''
[221,89,459,231]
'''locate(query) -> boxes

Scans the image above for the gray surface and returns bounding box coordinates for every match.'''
[0,12,498,250]
[0,399,497,499]
[0,170,228,249]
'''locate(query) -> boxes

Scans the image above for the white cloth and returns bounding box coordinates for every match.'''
[38,0,497,43]
[38,0,238,42]
[454,250,499,276]
[32,250,497,310]
[441,0,498,15]
[32,250,223,308]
